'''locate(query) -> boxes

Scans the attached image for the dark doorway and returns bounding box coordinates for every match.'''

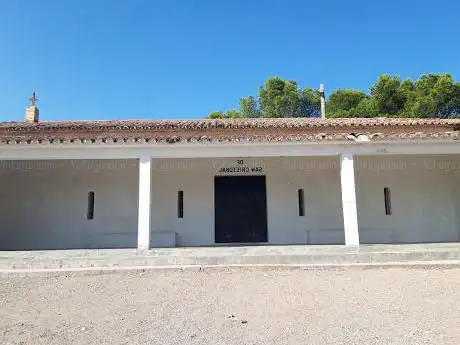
[214,176,268,243]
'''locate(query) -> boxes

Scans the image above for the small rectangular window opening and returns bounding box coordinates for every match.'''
[87,191,95,220]
[384,187,392,215]
[178,190,184,218]
[298,189,305,217]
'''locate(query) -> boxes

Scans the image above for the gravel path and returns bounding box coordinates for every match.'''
[1,267,460,345]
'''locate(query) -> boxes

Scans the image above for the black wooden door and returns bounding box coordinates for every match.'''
[214,176,268,243]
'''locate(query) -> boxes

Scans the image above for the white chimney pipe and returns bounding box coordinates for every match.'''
[319,84,326,119]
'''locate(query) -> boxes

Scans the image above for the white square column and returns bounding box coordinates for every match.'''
[137,156,152,250]
[340,153,360,246]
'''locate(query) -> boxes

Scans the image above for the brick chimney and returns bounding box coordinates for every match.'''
[25,92,39,123]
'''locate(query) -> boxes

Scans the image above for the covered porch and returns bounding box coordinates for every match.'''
[1,143,459,250]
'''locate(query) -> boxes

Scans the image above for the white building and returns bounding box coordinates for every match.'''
[1,102,460,250]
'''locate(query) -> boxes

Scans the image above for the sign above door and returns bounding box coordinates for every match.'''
[217,159,263,174]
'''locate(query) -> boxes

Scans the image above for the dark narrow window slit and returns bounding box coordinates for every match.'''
[87,191,95,220]
[384,187,392,215]
[178,190,184,218]
[298,189,305,217]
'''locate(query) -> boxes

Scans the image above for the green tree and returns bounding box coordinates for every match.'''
[326,89,368,117]
[401,95,434,117]
[449,82,460,117]
[401,74,460,117]
[239,96,261,118]
[400,78,415,96]
[207,111,226,119]
[370,75,407,115]
[207,73,460,119]
[259,78,299,117]
[298,88,321,118]
[429,74,460,117]
[225,109,242,118]
[259,77,319,117]
[353,98,380,117]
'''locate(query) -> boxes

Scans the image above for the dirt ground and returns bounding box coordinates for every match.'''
[1,267,460,345]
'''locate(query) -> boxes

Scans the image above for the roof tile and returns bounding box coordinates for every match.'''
[1,117,460,145]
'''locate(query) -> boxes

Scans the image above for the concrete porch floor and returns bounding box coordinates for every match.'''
[1,243,460,274]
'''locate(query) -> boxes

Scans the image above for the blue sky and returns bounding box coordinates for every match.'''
[0,0,459,121]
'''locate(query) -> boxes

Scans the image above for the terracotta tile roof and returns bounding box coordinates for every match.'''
[1,118,459,145]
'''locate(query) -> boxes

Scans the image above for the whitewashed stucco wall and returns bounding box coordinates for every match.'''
[150,156,344,246]
[1,154,459,250]
[151,154,460,246]
[0,159,139,250]
[356,154,460,244]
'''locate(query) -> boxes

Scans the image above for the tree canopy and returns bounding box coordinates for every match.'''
[207,74,460,119]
